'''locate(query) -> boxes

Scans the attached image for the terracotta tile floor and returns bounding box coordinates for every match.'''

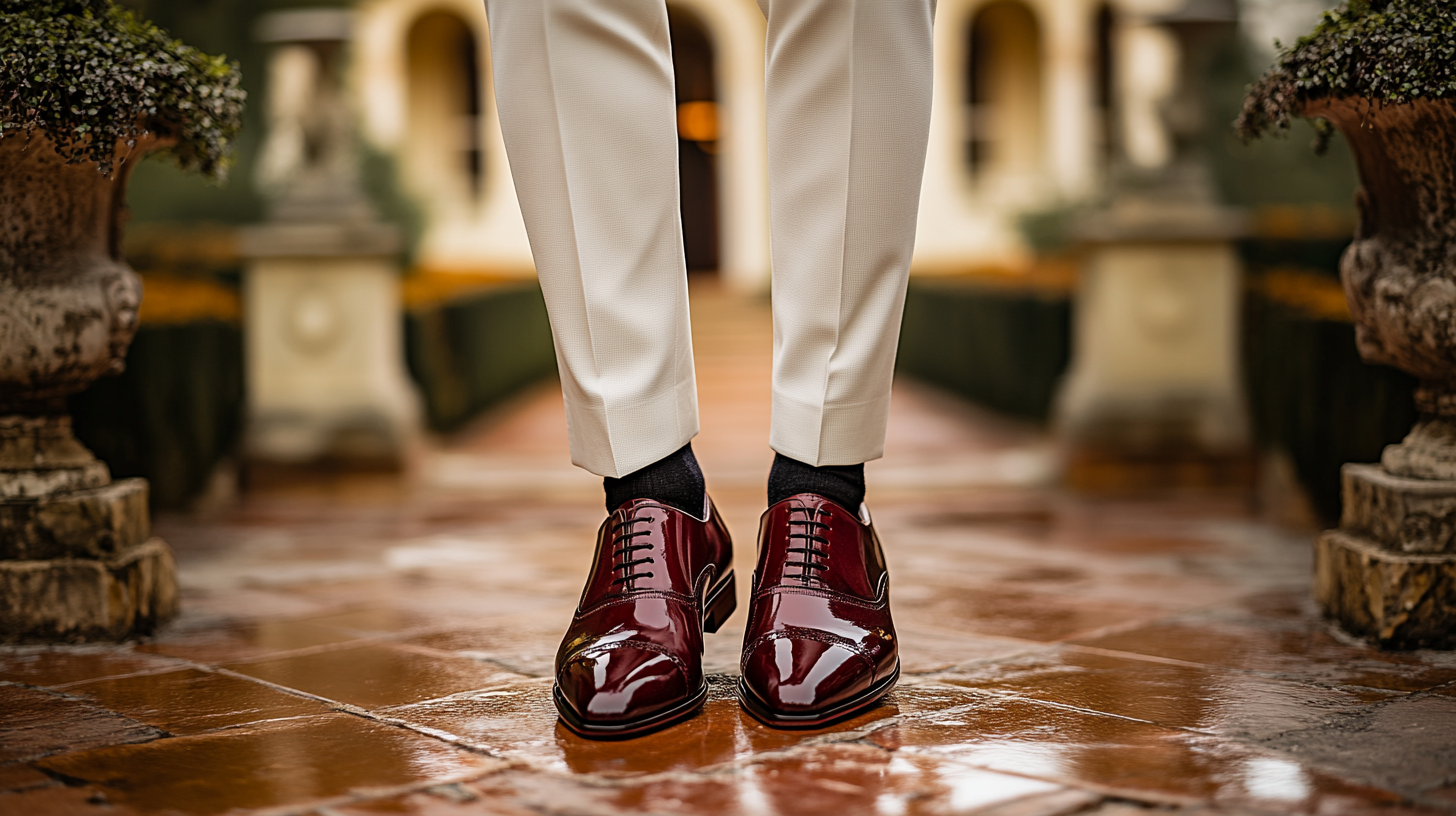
[4,279,1456,815]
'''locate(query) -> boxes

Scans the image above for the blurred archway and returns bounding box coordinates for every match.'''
[404,11,483,216]
[967,0,1045,200]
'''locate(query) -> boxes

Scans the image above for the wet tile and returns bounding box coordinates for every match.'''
[0,784,148,816]
[324,783,540,816]
[875,688,1211,791]
[15,283,1443,816]
[890,542,1247,616]
[1071,617,1456,692]
[464,769,722,816]
[0,685,160,763]
[703,623,748,676]
[738,746,1077,816]
[1229,771,1452,816]
[939,647,1393,739]
[136,618,365,664]
[887,499,1056,532]
[398,611,575,679]
[0,647,186,688]
[1433,683,1456,698]
[894,582,1172,643]
[1235,589,1318,622]
[66,669,333,735]
[967,789,1109,816]
[0,763,52,793]
[384,675,908,777]
[1426,785,1456,807]
[34,714,501,816]
[297,608,457,635]
[872,690,1425,813]
[1259,695,1456,798]
[169,586,338,623]
[895,626,1045,675]
[456,749,1089,816]
[224,644,523,709]
[1057,533,1232,557]
[281,579,560,624]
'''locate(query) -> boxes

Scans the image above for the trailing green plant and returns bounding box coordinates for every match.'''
[1236,0,1456,151]
[0,0,245,178]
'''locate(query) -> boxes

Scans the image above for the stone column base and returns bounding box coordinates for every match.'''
[1316,464,1456,650]
[0,478,178,643]
[1056,223,1252,492]
[241,224,420,470]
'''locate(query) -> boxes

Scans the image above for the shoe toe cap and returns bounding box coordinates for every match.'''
[742,635,873,714]
[556,645,693,725]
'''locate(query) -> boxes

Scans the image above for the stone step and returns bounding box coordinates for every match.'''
[1340,463,1456,554]
[0,537,178,643]
[0,479,151,561]
[1315,529,1456,650]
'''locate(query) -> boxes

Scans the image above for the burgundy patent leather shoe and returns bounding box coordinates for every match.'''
[739,493,899,728]
[554,497,736,738]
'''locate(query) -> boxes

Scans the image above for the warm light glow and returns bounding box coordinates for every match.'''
[677,101,719,142]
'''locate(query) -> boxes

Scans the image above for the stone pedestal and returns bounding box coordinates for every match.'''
[1317,464,1456,649]
[1056,1,1249,491]
[1057,203,1253,490]
[241,12,421,470]
[240,223,421,467]
[0,418,178,642]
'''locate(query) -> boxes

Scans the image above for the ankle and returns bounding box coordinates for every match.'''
[767,453,865,512]
[604,444,706,516]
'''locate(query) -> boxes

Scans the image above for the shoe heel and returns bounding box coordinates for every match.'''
[703,570,737,634]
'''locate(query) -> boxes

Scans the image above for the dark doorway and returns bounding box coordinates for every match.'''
[667,6,720,274]
[1093,4,1118,167]
[406,12,484,203]
[965,1,1044,184]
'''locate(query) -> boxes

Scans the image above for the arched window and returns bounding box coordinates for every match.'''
[405,12,483,211]
[966,1,1044,194]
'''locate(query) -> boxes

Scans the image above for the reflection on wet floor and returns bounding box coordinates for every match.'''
[3,284,1455,815]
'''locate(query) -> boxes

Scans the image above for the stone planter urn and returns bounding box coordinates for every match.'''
[1239,1,1456,649]
[0,0,244,641]
[0,134,181,641]
[1306,98,1456,649]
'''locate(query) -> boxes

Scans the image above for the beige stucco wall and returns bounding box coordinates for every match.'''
[347,0,1176,289]
[354,0,535,277]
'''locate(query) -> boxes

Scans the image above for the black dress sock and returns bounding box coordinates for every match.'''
[767,453,865,512]
[604,443,706,516]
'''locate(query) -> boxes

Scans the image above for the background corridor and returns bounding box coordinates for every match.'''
[3,281,1455,815]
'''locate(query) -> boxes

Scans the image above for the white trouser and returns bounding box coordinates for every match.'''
[484,0,935,478]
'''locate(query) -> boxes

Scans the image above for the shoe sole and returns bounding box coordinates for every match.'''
[554,569,738,740]
[738,661,900,729]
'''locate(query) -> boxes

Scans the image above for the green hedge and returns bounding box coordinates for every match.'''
[66,282,556,508]
[898,273,1417,522]
[70,321,245,509]
[1238,237,1350,277]
[897,278,1072,422]
[1244,294,1417,522]
[405,282,557,432]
